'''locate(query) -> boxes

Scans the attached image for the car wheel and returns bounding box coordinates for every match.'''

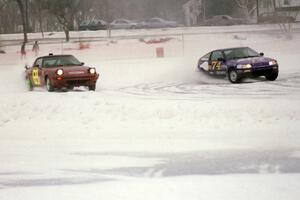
[46,77,54,92]
[265,71,278,81]
[228,69,240,83]
[88,84,96,91]
[26,78,33,91]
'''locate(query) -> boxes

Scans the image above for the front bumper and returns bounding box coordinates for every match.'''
[237,65,278,77]
[50,74,99,88]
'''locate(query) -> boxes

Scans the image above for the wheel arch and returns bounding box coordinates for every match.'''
[227,65,236,73]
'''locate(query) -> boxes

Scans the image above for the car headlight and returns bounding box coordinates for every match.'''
[56,69,64,76]
[89,68,96,74]
[237,64,252,69]
[269,60,277,66]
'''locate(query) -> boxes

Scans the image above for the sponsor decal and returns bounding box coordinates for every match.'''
[32,68,41,85]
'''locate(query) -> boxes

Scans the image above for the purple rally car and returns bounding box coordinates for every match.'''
[197,47,279,83]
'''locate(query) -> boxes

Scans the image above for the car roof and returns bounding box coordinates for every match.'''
[213,47,249,52]
[36,54,74,60]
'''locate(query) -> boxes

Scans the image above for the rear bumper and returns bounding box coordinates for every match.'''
[50,74,99,88]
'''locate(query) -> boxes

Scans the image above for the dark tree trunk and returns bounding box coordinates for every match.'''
[15,0,28,43]
[57,16,70,42]
[64,28,70,42]
[272,0,277,12]
[39,14,44,38]
[25,0,29,32]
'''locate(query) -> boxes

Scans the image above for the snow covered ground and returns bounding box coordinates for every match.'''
[0,25,300,200]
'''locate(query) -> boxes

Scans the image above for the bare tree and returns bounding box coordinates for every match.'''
[14,0,29,43]
[276,8,299,39]
[46,0,81,42]
[0,1,19,34]
[0,0,5,33]
[235,0,257,20]
[31,0,49,38]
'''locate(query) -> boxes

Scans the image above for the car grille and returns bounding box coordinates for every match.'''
[67,80,90,86]
[252,68,274,76]
[253,62,269,68]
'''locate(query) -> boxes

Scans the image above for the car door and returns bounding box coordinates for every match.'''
[31,58,43,86]
[119,20,129,29]
[150,19,162,28]
[198,52,211,71]
[209,51,226,74]
[111,20,119,29]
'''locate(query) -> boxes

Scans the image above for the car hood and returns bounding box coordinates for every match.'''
[227,57,275,68]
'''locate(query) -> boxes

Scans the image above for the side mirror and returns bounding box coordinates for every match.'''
[218,57,225,62]
[25,65,29,70]
[259,52,264,56]
[81,62,85,66]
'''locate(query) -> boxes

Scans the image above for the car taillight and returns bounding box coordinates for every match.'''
[56,69,64,76]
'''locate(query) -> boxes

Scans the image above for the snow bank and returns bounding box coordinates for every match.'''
[0,26,300,200]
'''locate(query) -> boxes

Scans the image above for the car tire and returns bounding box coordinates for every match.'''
[46,77,54,92]
[26,78,33,91]
[88,84,96,91]
[265,71,278,81]
[228,69,240,83]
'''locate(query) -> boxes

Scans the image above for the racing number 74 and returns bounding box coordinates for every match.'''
[210,61,221,71]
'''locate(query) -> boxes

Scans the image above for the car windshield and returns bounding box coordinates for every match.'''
[224,47,260,60]
[43,55,81,67]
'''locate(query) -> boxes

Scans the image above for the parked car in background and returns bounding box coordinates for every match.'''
[79,19,108,31]
[139,18,179,29]
[202,15,247,26]
[79,20,90,30]
[197,47,279,83]
[25,54,99,91]
[258,12,296,24]
[110,19,138,29]
[88,19,108,30]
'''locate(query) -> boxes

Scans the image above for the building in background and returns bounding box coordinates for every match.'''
[259,0,300,22]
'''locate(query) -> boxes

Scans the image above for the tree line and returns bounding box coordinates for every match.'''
[0,0,188,41]
[0,0,260,42]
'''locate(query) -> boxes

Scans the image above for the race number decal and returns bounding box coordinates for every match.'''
[32,68,41,85]
[211,61,221,71]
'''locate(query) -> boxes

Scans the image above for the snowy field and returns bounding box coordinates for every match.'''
[0,25,300,200]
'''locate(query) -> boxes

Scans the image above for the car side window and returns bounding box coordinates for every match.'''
[34,58,42,67]
[211,51,224,61]
[201,53,211,61]
[43,58,58,67]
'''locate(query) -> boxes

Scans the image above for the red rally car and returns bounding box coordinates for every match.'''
[25,54,99,92]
